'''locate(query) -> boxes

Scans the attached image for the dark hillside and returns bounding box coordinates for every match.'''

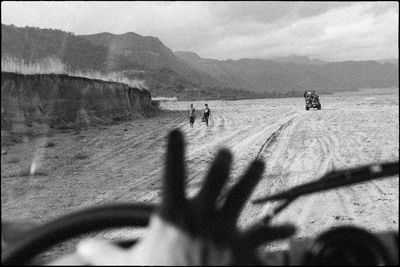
[1,24,142,72]
[79,32,224,88]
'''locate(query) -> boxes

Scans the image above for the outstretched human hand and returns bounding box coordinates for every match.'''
[67,129,295,265]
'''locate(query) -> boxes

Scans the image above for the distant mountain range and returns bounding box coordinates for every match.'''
[175,51,398,93]
[269,55,327,65]
[2,24,398,100]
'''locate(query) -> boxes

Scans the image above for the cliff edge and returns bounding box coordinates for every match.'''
[1,72,155,141]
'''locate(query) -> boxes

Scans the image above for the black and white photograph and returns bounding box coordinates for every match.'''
[1,1,399,265]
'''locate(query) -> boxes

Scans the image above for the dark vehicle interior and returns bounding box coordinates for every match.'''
[3,161,398,265]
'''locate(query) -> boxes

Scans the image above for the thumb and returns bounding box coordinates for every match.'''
[77,238,131,265]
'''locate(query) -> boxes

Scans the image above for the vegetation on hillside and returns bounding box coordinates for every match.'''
[1,56,148,90]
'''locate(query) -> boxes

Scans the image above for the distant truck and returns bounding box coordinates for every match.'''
[304,91,321,110]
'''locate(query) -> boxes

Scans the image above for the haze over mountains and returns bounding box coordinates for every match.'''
[175,51,398,93]
[2,24,398,100]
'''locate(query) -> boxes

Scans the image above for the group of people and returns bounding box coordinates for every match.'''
[187,103,211,127]
[304,90,319,102]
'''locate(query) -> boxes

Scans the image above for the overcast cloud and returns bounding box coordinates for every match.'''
[1,1,398,61]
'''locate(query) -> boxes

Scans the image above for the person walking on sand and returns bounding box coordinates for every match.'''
[187,104,196,128]
[202,104,211,126]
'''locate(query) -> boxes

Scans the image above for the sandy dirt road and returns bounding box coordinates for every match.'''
[162,88,399,238]
[1,88,398,258]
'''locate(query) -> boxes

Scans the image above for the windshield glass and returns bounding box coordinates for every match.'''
[1,1,399,262]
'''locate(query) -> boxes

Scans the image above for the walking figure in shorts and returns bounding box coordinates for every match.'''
[187,104,196,128]
[202,104,211,126]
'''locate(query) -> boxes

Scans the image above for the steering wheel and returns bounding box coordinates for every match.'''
[3,203,398,266]
[2,203,155,265]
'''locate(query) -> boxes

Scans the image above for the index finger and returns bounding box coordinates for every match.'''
[221,160,264,223]
[195,149,232,216]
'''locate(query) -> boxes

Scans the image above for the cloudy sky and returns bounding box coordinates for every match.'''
[2,1,398,61]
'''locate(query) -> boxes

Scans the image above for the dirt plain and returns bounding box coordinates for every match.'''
[1,88,399,260]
